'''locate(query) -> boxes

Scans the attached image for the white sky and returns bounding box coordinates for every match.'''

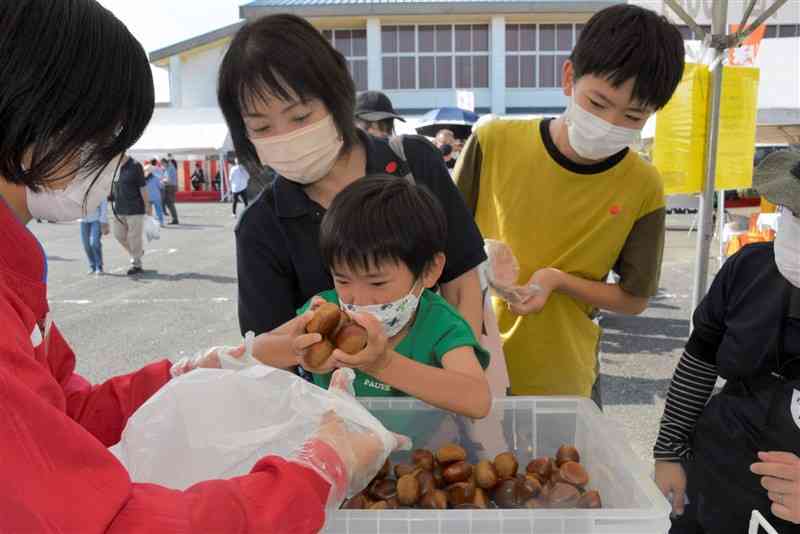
[97,0,244,102]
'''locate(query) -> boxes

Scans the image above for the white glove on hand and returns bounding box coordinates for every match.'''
[170,332,259,378]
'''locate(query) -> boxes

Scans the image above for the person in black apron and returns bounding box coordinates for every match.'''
[654,150,800,533]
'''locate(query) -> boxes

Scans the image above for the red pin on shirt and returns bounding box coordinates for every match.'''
[385,161,398,174]
[610,204,622,216]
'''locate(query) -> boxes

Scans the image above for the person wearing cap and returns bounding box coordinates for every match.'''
[654,150,800,531]
[354,91,405,139]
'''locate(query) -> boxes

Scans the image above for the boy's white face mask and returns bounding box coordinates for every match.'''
[341,281,422,338]
[775,209,800,288]
[564,94,642,161]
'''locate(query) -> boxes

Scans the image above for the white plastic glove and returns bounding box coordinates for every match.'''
[484,239,541,304]
[287,369,411,510]
[170,332,259,378]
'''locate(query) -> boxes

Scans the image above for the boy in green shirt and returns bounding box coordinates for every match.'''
[244,174,491,419]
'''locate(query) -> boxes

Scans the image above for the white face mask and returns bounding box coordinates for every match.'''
[775,210,800,288]
[26,155,120,222]
[251,115,343,185]
[341,282,422,338]
[564,95,642,161]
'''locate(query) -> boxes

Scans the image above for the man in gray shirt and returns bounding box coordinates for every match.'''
[160,157,179,224]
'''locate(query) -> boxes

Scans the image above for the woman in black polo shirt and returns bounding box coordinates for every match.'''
[217,15,486,342]
[654,151,800,533]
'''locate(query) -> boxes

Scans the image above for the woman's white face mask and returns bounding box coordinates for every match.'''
[26,155,120,222]
[775,209,800,288]
[250,115,343,185]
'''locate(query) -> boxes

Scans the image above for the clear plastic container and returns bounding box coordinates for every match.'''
[326,397,670,534]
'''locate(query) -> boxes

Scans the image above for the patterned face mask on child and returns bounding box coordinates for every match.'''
[341,282,422,338]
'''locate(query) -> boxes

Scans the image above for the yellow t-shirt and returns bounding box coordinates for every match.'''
[456,118,666,397]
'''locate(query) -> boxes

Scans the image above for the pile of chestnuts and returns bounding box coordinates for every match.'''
[342,443,602,510]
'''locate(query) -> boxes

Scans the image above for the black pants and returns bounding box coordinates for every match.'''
[233,190,249,214]
[163,185,179,223]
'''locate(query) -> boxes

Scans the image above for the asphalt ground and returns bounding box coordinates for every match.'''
[31,204,720,467]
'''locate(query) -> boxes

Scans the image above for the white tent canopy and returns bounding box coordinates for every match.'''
[128,107,232,160]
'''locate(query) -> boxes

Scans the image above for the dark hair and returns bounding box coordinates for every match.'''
[218,14,358,177]
[320,175,447,278]
[150,159,158,165]
[571,4,685,111]
[0,0,154,192]
[440,144,453,157]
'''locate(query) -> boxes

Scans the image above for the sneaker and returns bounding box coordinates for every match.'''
[169,221,179,225]
[127,266,143,276]
[87,269,96,275]
[95,268,104,275]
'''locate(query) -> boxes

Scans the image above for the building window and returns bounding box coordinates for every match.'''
[506,23,578,89]
[322,29,368,91]
[381,24,490,90]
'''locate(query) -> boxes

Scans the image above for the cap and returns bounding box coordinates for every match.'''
[753,150,800,215]
[355,91,405,122]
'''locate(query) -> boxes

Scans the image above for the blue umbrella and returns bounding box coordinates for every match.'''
[415,107,480,139]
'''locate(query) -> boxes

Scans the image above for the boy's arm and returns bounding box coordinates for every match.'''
[511,206,665,316]
[241,313,319,370]
[365,346,491,419]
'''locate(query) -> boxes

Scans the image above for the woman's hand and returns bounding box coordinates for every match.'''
[331,312,391,375]
[655,461,687,516]
[751,451,800,524]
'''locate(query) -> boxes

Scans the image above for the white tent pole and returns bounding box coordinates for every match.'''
[690,0,728,319]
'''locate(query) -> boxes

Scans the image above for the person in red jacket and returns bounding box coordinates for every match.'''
[0,2,397,532]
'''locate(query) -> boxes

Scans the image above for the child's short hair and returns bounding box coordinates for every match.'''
[320,174,447,278]
[571,4,685,111]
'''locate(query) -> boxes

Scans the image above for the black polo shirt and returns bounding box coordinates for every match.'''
[688,242,800,379]
[235,130,487,336]
[112,158,147,216]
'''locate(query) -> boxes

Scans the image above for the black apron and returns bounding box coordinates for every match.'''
[689,287,800,533]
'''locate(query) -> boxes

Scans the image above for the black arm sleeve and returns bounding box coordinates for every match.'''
[235,196,298,336]
[404,136,486,284]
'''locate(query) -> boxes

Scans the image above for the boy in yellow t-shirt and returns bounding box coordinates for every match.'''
[455,4,685,403]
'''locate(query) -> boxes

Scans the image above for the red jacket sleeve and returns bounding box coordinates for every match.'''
[0,364,333,534]
[46,322,173,447]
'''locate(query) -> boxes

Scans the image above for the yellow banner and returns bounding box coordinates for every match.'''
[653,63,760,195]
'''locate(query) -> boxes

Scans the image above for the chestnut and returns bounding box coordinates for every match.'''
[473,487,490,509]
[412,449,435,471]
[526,457,555,482]
[475,460,499,490]
[432,464,445,488]
[342,493,370,509]
[369,479,397,501]
[334,323,367,354]
[376,458,391,480]
[455,503,481,509]
[394,463,416,479]
[443,461,473,484]
[306,302,342,336]
[304,339,334,369]
[446,482,476,507]
[417,470,436,496]
[397,473,421,506]
[436,443,467,465]
[548,482,580,508]
[577,489,602,509]
[559,461,589,487]
[419,489,448,510]
[555,445,581,467]
[492,478,519,509]
[494,452,519,479]
[515,476,542,502]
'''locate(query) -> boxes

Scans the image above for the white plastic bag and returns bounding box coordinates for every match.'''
[110,366,406,491]
[144,215,160,242]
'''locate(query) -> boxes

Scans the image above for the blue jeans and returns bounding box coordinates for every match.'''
[80,221,103,271]
[149,199,164,225]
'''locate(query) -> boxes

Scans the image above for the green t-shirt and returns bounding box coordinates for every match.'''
[297,289,490,397]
